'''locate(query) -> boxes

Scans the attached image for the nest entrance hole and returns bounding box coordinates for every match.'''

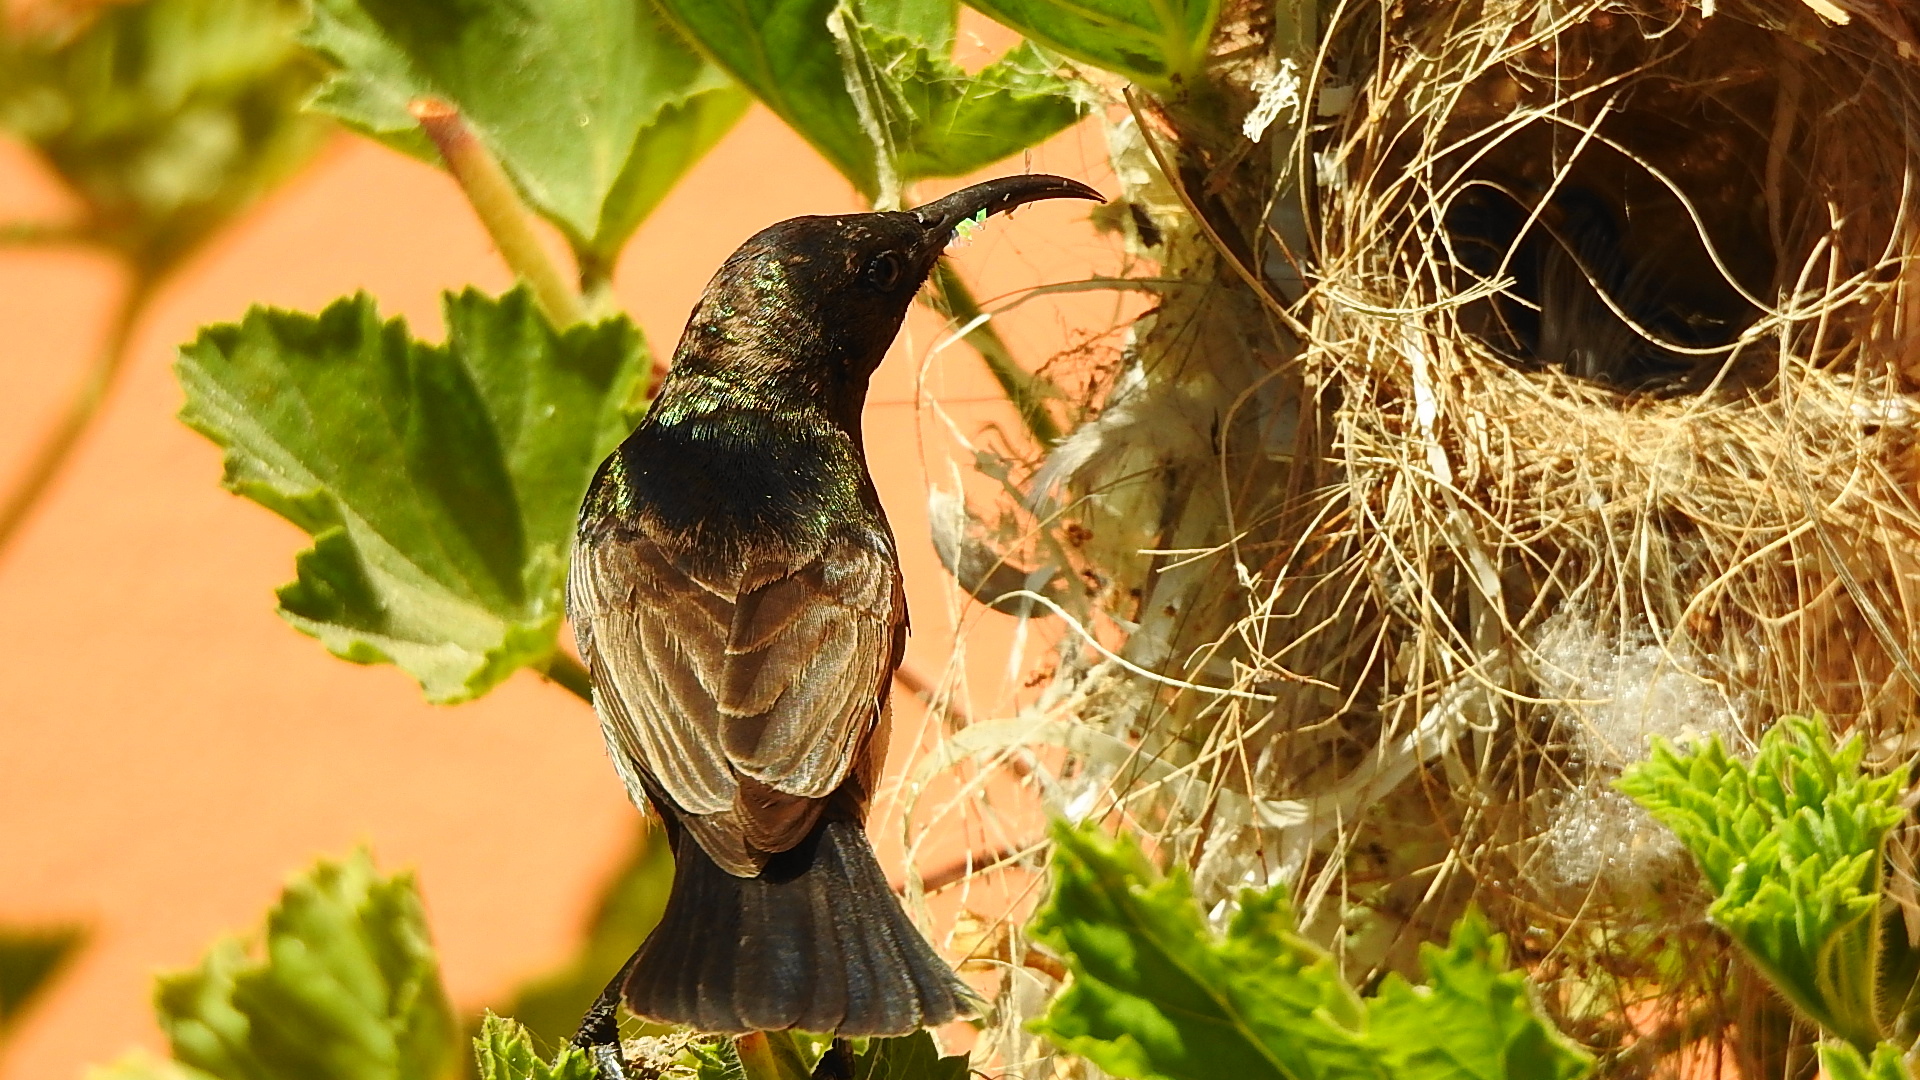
[1432,12,1809,394]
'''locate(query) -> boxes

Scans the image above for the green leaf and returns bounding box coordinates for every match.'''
[1366,913,1592,1080]
[656,0,1079,200]
[849,1031,968,1080]
[653,0,877,194]
[734,1032,813,1080]
[175,286,646,703]
[589,84,751,274]
[1031,822,1359,1080]
[686,1039,744,1080]
[473,1015,596,1080]
[1817,1040,1911,1080]
[836,16,1083,185]
[1618,716,1908,1053]
[154,850,457,1080]
[960,0,1221,90]
[302,0,749,263]
[860,0,958,51]
[0,924,86,1038]
[1030,823,1593,1080]
[0,0,328,271]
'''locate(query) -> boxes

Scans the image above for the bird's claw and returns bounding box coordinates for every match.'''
[572,952,640,1080]
[588,1042,631,1080]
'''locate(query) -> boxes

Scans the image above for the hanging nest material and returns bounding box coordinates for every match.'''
[913,0,1920,1075]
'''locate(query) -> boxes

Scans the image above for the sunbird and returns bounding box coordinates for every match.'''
[567,174,1103,1043]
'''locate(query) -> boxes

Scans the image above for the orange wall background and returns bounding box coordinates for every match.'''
[0,92,1124,1080]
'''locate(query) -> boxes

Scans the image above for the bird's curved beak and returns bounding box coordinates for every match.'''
[910,174,1104,247]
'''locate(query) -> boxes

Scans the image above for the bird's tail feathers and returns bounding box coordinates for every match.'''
[623,818,977,1036]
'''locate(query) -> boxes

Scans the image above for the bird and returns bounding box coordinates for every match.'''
[565,174,1103,1043]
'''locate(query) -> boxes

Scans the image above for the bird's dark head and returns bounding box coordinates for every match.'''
[665,174,1102,418]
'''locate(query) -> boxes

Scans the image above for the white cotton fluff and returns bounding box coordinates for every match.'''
[1532,611,1742,889]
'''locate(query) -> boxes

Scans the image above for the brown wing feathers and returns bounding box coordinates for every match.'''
[574,522,900,876]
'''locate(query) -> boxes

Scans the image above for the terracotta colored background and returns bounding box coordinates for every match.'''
[0,83,1126,1080]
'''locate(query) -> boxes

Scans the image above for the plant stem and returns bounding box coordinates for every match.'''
[410,98,588,328]
[0,272,155,564]
[542,651,594,703]
[577,250,618,318]
[919,840,1031,893]
[926,263,1063,447]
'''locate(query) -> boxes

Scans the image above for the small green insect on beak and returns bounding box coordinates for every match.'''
[949,207,991,247]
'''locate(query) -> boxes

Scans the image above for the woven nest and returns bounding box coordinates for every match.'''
[1310,0,1920,730]
[1255,0,1920,1063]
[918,0,1920,1073]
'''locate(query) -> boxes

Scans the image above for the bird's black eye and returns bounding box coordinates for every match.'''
[865,252,904,292]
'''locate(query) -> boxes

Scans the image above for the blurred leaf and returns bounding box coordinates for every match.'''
[1817,1040,1910,1080]
[848,1031,967,1080]
[1619,716,1908,1052]
[175,286,646,703]
[473,1015,596,1080]
[0,0,328,272]
[1030,822,1592,1080]
[666,1033,824,1080]
[0,924,86,1039]
[736,1032,812,1080]
[836,16,1082,184]
[588,86,750,274]
[960,0,1220,91]
[154,850,456,1080]
[479,824,673,1051]
[85,1050,219,1080]
[303,0,747,264]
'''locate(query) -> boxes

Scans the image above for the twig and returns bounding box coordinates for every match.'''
[892,662,973,728]
[409,98,588,328]
[541,651,594,703]
[925,264,1063,446]
[0,272,155,563]
[915,840,1033,894]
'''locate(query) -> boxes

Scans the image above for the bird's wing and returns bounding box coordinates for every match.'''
[569,523,902,864]
[570,532,738,817]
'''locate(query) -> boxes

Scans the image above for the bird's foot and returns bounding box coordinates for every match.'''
[571,951,640,1080]
[587,1042,632,1080]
